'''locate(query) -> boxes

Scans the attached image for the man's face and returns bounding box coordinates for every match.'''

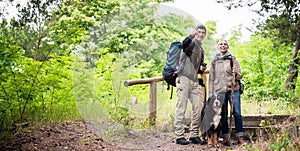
[195,28,206,42]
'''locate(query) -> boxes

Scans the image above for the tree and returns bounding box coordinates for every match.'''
[216,0,300,90]
[0,0,101,128]
[0,0,63,60]
[86,1,195,73]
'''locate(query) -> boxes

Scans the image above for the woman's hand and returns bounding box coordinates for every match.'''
[232,67,237,73]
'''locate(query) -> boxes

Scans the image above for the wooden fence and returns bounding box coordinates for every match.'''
[124,71,209,125]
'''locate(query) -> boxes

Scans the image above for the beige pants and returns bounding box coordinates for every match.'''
[174,75,203,138]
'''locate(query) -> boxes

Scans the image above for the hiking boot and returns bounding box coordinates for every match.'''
[189,136,205,145]
[221,138,231,146]
[176,137,189,145]
[238,136,246,145]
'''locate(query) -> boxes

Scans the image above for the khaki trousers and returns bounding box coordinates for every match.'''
[174,75,203,138]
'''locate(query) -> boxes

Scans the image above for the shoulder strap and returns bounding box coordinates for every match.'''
[229,56,234,69]
[229,56,240,83]
[212,60,216,80]
[170,86,173,99]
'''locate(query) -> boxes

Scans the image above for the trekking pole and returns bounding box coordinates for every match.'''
[228,61,236,144]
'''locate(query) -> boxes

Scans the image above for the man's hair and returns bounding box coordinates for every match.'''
[196,24,206,33]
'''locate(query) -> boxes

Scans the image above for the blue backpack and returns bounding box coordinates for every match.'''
[162,41,182,88]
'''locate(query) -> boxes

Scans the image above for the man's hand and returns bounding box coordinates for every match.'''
[200,65,206,71]
[191,28,198,37]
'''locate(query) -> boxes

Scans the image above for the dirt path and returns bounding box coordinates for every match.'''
[0,120,252,151]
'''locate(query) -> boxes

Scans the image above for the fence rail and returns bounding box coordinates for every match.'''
[124,71,208,125]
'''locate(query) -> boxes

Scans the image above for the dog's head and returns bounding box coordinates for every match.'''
[209,93,223,114]
[209,93,224,128]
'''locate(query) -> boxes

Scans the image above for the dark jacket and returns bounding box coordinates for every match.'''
[176,34,205,82]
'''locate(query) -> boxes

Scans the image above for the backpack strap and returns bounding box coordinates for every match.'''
[166,83,174,99]
[228,56,234,69]
[167,83,170,90]
[170,86,173,99]
[228,56,241,88]
[212,60,217,81]
[228,56,238,79]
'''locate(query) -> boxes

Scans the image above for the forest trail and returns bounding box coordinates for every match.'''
[0,120,253,151]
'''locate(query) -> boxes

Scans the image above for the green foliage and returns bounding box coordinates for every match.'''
[95,49,116,100]
[205,20,217,37]
[0,0,95,131]
[2,0,65,60]
[258,0,300,44]
[230,34,299,107]
[0,44,77,131]
[0,36,22,74]
[266,124,299,151]
[92,1,197,76]
[227,25,242,46]
[217,0,300,91]
[269,131,292,151]
[108,105,131,126]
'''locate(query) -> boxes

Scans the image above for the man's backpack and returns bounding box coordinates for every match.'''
[162,41,182,99]
[162,41,182,88]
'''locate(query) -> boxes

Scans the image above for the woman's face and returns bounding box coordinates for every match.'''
[218,40,229,54]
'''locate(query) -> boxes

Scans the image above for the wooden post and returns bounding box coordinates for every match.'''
[201,73,207,102]
[149,82,157,126]
[201,70,209,102]
[124,76,162,126]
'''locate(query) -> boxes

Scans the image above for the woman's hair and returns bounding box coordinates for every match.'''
[217,39,229,46]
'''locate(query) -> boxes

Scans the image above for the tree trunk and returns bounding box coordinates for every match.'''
[285,18,300,90]
[285,40,300,90]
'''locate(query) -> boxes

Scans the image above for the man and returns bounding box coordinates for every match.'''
[174,24,207,145]
[208,40,246,146]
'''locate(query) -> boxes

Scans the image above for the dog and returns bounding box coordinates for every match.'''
[200,93,224,147]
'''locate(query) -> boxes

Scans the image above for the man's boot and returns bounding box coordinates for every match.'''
[176,137,189,145]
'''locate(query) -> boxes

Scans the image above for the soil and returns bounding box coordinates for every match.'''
[0,120,254,151]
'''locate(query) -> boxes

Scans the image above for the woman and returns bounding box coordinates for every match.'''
[208,40,245,146]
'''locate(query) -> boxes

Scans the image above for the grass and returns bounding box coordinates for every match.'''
[242,97,299,115]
